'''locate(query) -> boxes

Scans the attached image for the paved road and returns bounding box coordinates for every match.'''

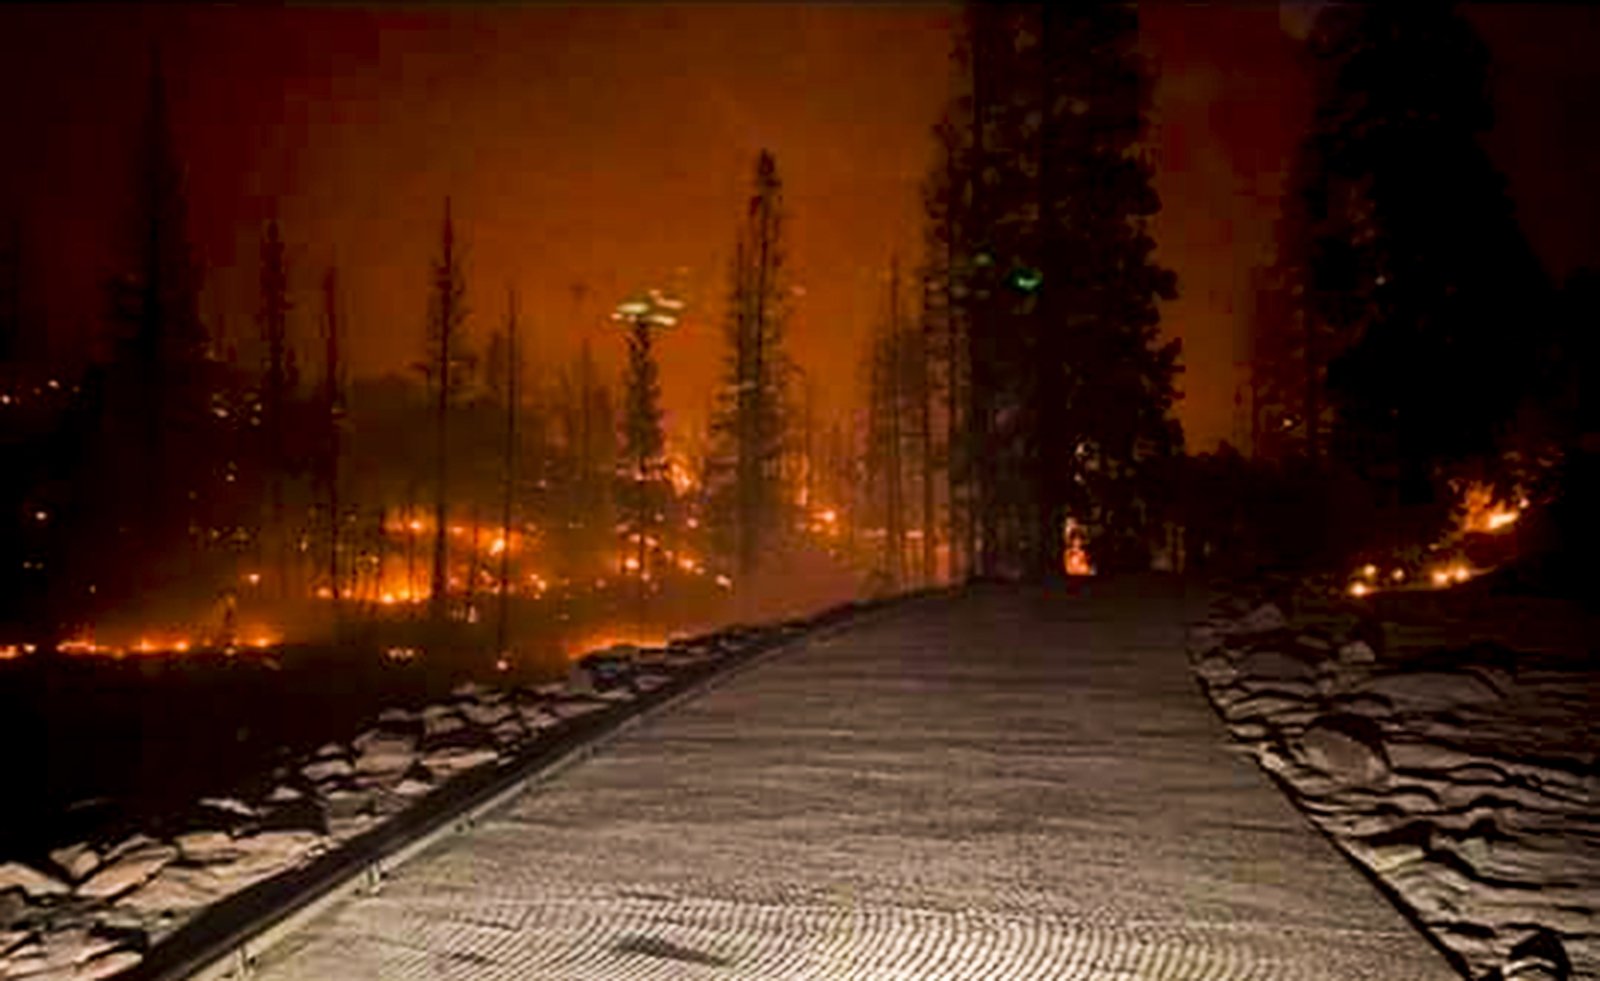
[252,580,1456,980]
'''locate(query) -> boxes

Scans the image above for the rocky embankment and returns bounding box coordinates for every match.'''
[0,617,821,980]
[1190,597,1597,981]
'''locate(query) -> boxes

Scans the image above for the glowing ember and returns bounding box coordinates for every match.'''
[1457,481,1524,535]
[1349,582,1371,598]
[562,631,666,660]
[1062,518,1094,577]
[1426,562,1473,588]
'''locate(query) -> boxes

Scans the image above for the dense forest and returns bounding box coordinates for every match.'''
[4,1,1595,661]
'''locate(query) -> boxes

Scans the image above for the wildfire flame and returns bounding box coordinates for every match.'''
[1458,482,1523,536]
[1062,518,1094,577]
[561,631,666,660]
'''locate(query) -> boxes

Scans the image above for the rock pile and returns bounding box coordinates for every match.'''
[1190,598,1595,980]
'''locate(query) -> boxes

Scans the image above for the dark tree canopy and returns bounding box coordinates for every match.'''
[1294,2,1551,518]
[933,1,1182,577]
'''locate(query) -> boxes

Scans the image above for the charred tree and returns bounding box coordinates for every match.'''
[712,150,791,584]
[256,217,294,600]
[496,288,520,659]
[319,265,345,603]
[426,197,468,622]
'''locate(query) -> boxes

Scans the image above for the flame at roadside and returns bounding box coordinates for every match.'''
[1345,481,1527,599]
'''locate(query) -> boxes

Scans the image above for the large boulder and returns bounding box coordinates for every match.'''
[1295,714,1390,787]
[0,862,69,899]
[47,843,100,883]
[1360,670,1504,714]
[77,841,177,900]
[1193,651,1238,687]
[1337,639,1377,665]
[1229,603,1288,636]
[352,730,417,778]
[1236,649,1318,689]
[1480,928,1571,981]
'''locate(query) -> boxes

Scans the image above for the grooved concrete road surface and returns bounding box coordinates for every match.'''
[252,580,1456,980]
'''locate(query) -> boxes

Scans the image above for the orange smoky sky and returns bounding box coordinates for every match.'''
[3,4,1597,452]
[0,3,961,447]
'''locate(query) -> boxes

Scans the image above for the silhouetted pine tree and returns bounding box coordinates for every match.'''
[864,262,909,589]
[919,115,964,580]
[929,3,1181,577]
[550,345,615,581]
[425,198,468,620]
[616,305,670,598]
[256,217,295,599]
[0,215,20,365]
[318,265,346,602]
[496,289,521,654]
[1031,3,1181,575]
[55,50,222,626]
[710,150,792,583]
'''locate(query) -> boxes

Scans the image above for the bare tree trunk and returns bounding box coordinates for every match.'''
[735,236,758,580]
[919,274,936,585]
[466,504,480,615]
[497,289,519,658]
[405,483,418,602]
[321,266,342,607]
[1303,308,1320,463]
[944,123,966,582]
[968,17,994,578]
[887,256,906,589]
[429,199,458,624]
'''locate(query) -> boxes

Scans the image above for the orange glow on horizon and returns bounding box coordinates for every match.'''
[562,631,668,661]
